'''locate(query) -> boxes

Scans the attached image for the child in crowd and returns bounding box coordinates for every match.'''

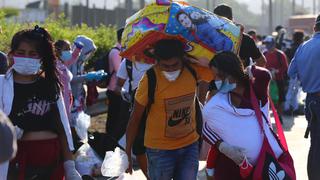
[54,39,83,121]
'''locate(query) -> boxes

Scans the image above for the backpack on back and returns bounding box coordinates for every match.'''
[94,47,120,88]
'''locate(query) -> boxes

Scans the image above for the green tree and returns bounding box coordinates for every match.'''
[0,13,117,69]
[0,8,19,18]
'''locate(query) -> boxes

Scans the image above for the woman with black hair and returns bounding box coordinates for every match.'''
[202,52,286,179]
[0,26,81,180]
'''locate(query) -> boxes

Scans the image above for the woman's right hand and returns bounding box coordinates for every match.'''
[125,149,133,174]
[218,141,246,165]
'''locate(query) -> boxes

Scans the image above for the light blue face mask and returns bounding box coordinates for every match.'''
[61,50,72,61]
[215,78,236,93]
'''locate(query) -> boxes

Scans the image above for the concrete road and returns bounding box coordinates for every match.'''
[92,114,310,180]
[114,115,310,180]
[282,115,309,180]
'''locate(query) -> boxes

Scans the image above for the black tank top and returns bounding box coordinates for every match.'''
[9,78,58,132]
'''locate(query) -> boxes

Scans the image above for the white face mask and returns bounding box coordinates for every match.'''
[162,70,181,82]
[13,56,41,75]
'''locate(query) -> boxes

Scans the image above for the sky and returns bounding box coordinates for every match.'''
[0,0,316,14]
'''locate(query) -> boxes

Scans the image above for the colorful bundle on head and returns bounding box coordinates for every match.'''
[121,0,242,65]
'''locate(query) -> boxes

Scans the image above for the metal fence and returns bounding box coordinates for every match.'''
[71,5,136,28]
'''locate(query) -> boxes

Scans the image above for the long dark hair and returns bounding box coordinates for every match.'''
[176,10,209,28]
[209,51,249,85]
[10,25,61,101]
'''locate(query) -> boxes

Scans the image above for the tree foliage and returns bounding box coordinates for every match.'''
[0,13,117,69]
[0,8,20,18]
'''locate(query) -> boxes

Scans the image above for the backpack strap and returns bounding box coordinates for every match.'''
[146,68,156,106]
[269,97,288,151]
[125,60,133,94]
[112,47,121,51]
[249,81,288,151]
[183,64,203,136]
[184,63,199,86]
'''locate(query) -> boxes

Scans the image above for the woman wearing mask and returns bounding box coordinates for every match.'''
[54,40,82,121]
[67,36,107,150]
[202,52,292,179]
[0,26,81,180]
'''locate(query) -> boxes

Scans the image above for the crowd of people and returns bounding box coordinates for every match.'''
[0,2,320,180]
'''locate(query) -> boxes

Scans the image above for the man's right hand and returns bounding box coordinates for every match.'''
[125,149,133,174]
[218,141,246,165]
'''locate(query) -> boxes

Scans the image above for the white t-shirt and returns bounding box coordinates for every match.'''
[202,92,283,165]
[116,59,153,92]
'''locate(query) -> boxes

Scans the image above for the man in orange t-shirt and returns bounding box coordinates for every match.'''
[125,39,212,180]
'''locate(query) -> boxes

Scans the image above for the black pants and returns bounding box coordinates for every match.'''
[305,94,320,180]
[105,90,130,151]
[276,80,286,103]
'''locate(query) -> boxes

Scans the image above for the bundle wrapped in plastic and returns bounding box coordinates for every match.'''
[121,0,242,66]
[284,77,301,111]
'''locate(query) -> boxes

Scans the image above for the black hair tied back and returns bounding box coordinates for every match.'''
[31,25,53,43]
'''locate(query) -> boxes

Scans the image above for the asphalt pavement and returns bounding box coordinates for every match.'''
[111,114,310,180]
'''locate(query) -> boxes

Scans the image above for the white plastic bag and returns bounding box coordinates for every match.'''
[118,135,126,149]
[101,147,129,177]
[284,77,300,111]
[74,111,91,142]
[75,143,103,176]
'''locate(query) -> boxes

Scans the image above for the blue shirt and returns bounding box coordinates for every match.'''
[288,32,320,93]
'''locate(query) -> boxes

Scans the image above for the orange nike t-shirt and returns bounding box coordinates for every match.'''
[135,64,213,150]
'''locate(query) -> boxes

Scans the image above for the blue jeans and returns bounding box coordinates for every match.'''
[305,94,320,180]
[146,141,199,180]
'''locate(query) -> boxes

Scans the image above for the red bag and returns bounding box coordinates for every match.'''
[250,83,296,180]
